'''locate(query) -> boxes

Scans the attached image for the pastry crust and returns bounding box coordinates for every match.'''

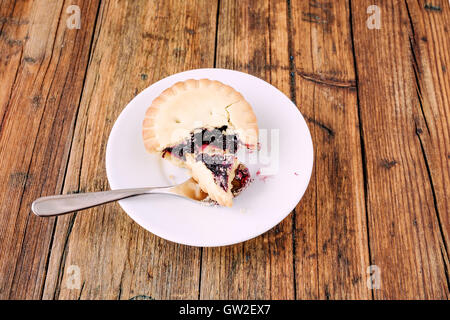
[185,154,239,207]
[142,79,258,153]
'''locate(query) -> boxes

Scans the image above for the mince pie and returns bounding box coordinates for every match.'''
[142,79,257,207]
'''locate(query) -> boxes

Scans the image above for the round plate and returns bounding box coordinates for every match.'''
[106,68,313,247]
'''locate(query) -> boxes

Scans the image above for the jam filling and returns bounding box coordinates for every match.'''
[162,126,250,194]
[195,153,234,191]
[162,126,238,160]
[231,164,251,196]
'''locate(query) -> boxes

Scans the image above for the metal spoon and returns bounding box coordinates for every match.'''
[31,178,208,217]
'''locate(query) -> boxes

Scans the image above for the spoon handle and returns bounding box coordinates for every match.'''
[31,187,163,217]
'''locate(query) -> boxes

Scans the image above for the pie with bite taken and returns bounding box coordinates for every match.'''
[142,79,257,207]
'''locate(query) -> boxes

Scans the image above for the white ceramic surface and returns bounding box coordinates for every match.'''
[105,68,313,247]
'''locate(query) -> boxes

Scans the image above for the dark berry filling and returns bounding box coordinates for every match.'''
[195,153,234,191]
[231,164,251,196]
[161,126,251,194]
[162,126,238,160]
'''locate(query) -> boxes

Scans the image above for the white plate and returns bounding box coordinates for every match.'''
[106,68,313,247]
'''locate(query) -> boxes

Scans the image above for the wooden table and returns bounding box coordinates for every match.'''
[0,0,448,300]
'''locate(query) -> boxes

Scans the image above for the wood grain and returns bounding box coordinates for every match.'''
[350,0,449,299]
[290,0,370,299]
[0,0,448,300]
[199,0,295,299]
[42,0,219,300]
[0,0,100,299]
[404,0,449,269]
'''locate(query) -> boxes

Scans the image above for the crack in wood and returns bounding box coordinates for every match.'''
[296,70,356,89]
[348,0,374,300]
[405,2,448,284]
[286,0,298,300]
[77,281,85,300]
[197,244,203,300]
[306,117,335,137]
[415,120,449,284]
[196,0,221,301]
[213,0,220,69]
[409,38,430,134]
[43,0,103,299]
[405,1,430,134]
[440,247,450,289]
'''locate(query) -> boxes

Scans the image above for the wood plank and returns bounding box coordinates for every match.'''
[0,0,100,299]
[199,0,295,299]
[404,0,449,270]
[350,0,449,299]
[290,0,371,299]
[42,0,218,300]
